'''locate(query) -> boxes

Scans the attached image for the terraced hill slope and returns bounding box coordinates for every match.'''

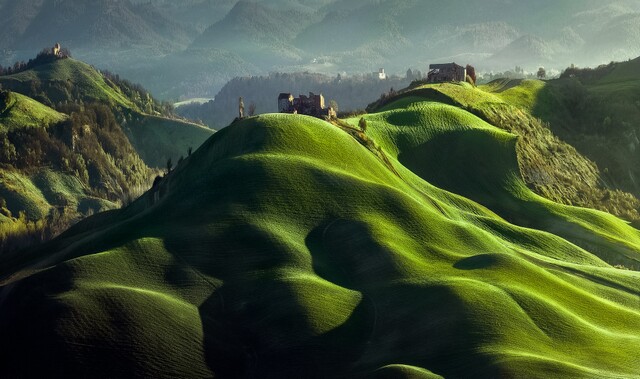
[1,98,638,377]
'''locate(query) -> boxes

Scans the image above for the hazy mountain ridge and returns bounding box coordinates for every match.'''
[4,0,640,98]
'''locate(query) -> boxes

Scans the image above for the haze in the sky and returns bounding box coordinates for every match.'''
[2,0,640,99]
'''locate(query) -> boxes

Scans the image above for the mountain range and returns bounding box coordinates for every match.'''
[2,0,640,99]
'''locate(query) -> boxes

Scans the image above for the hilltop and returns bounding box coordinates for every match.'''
[368,79,640,223]
[176,71,412,129]
[1,85,639,377]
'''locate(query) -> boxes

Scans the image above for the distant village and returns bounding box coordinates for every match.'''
[273,62,475,119]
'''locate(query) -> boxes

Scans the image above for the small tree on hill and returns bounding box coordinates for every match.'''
[166,158,173,174]
[537,67,547,79]
[466,64,477,86]
[329,100,339,113]
[359,117,368,133]
[248,102,256,117]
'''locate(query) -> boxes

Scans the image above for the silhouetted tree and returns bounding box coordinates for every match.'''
[537,67,547,79]
[359,117,367,133]
[466,65,477,85]
[188,146,193,156]
[329,100,339,113]
[248,102,256,116]
[406,68,413,80]
[166,158,173,174]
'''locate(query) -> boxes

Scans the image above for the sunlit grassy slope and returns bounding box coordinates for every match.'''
[0,169,116,221]
[0,58,136,108]
[0,91,66,130]
[0,91,115,221]
[1,102,639,378]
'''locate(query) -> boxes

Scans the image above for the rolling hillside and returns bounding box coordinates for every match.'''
[1,92,638,377]
[0,57,214,167]
[0,90,67,130]
[478,58,640,206]
[0,56,214,255]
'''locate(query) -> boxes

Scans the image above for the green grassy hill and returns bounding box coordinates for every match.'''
[0,58,214,168]
[0,57,214,256]
[485,58,640,209]
[0,90,119,225]
[1,100,638,377]
[0,91,67,130]
[369,80,640,223]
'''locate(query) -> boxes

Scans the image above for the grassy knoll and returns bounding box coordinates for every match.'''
[0,58,136,109]
[0,91,66,130]
[1,105,638,377]
[125,113,216,168]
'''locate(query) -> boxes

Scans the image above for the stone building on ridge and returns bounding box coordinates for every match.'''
[427,63,467,83]
[278,92,336,118]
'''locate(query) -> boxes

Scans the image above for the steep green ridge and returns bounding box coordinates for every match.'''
[1,105,638,377]
[479,59,640,206]
[0,58,214,167]
[0,91,66,130]
[374,81,640,222]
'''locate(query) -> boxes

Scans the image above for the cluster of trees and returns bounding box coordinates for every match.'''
[102,70,175,117]
[176,72,412,128]
[478,67,553,84]
[0,47,71,77]
[0,206,73,261]
[0,102,152,202]
[559,62,617,82]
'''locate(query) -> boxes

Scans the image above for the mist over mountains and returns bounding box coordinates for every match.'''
[2,0,640,99]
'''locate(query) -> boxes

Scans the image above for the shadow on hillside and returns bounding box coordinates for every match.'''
[529,79,640,197]
[196,277,373,378]
[161,219,374,377]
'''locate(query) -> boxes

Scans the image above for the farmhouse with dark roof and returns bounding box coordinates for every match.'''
[278,92,336,118]
[427,63,467,83]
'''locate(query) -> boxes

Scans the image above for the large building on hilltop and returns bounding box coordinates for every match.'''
[427,63,467,83]
[278,92,336,118]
